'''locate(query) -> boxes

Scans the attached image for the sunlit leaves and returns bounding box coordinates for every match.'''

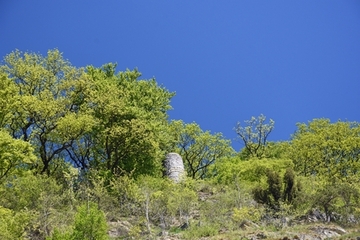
[290,118,360,182]
[0,71,19,127]
[169,120,235,179]
[0,130,36,182]
[1,49,93,174]
[86,64,175,177]
[214,156,293,185]
[0,206,30,240]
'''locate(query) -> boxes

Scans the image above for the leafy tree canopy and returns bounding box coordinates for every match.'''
[289,118,360,182]
[169,120,235,179]
[0,50,175,178]
[0,129,36,182]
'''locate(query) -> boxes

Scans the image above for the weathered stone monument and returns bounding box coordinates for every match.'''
[163,153,185,183]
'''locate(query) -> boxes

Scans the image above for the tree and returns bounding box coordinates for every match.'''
[283,168,296,203]
[1,49,94,175]
[0,206,30,240]
[235,114,275,159]
[0,129,36,182]
[167,179,197,227]
[0,71,18,127]
[0,173,76,239]
[84,64,175,177]
[169,120,234,179]
[252,167,302,211]
[1,49,175,177]
[289,118,360,182]
[213,156,294,185]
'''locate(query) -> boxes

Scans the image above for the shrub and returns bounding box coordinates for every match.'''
[232,206,262,224]
[48,202,108,240]
[0,206,30,240]
[182,223,219,239]
[72,202,108,240]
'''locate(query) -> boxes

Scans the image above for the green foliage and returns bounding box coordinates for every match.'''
[252,168,301,210]
[167,179,198,225]
[109,174,142,217]
[2,49,360,239]
[0,206,30,240]
[48,202,108,240]
[283,168,296,202]
[266,169,282,204]
[232,206,262,224]
[1,49,176,177]
[214,156,293,185]
[309,181,360,222]
[72,203,108,240]
[2,49,94,175]
[86,64,175,177]
[118,176,199,236]
[46,229,72,240]
[0,173,76,239]
[182,223,219,240]
[194,181,241,231]
[169,120,235,179]
[290,118,360,182]
[235,114,275,159]
[79,172,118,220]
[0,129,36,182]
[135,175,173,233]
[239,141,291,160]
[0,71,18,127]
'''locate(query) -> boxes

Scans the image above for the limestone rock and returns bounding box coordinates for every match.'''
[308,225,346,239]
[163,153,185,183]
[108,220,132,238]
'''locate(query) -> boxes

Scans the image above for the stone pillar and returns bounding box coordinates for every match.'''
[163,153,185,183]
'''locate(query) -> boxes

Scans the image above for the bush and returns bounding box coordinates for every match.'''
[72,202,108,240]
[48,202,108,240]
[182,223,219,239]
[0,206,30,240]
[232,206,262,224]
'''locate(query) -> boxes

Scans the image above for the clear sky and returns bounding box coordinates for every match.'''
[1,1,359,150]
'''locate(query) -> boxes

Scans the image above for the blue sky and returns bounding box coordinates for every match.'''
[1,1,360,150]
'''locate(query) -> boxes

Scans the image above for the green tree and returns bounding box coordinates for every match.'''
[135,175,174,234]
[252,168,301,210]
[213,156,293,185]
[169,120,235,179]
[0,129,36,182]
[235,114,275,159]
[1,49,94,175]
[283,168,297,203]
[72,203,108,240]
[289,118,360,182]
[0,173,76,239]
[85,64,175,177]
[1,49,175,177]
[252,169,281,209]
[0,206,30,240]
[167,179,197,226]
[0,71,18,127]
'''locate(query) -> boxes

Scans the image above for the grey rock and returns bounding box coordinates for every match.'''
[108,220,132,238]
[309,225,346,239]
[163,153,185,183]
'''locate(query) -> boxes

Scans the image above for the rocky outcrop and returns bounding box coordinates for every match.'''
[108,220,132,238]
[308,225,346,239]
[163,153,185,183]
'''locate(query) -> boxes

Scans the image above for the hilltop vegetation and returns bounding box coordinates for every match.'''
[0,49,360,239]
